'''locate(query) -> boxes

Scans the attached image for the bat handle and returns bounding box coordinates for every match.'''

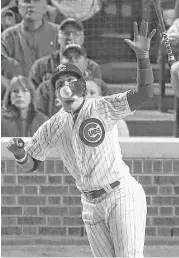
[17,138,25,148]
[162,31,176,65]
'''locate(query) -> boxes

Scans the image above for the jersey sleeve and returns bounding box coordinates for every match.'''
[24,119,54,161]
[94,91,135,124]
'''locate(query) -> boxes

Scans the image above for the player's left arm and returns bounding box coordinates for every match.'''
[93,21,156,123]
[124,20,156,111]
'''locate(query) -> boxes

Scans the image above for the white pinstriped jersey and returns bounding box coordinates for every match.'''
[25,92,134,191]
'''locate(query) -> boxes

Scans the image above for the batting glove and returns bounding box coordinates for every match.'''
[124,20,156,59]
[6,138,25,156]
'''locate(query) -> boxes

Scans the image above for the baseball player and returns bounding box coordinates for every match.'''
[7,21,156,257]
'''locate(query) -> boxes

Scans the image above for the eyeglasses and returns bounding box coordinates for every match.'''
[55,79,77,91]
[59,30,83,37]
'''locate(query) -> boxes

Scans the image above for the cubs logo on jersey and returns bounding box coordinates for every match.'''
[79,118,105,147]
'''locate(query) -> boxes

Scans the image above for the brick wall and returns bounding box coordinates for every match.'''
[1,157,179,238]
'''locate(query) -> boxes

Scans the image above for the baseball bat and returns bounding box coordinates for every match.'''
[152,0,176,65]
[17,138,25,148]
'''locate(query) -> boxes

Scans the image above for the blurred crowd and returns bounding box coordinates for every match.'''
[1,0,130,137]
[1,0,179,138]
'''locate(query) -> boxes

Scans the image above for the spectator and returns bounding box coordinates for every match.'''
[35,44,100,117]
[1,8,16,32]
[85,77,108,98]
[1,76,48,137]
[62,43,101,78]
[29,18,101,88]
[1,0,60,77]
[85,78,130,136]
[1,0,58,31]
[1,53,23,100]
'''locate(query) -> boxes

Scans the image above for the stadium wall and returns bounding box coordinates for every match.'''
[1,138,179,240]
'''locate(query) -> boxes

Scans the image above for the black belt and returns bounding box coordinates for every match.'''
[83,181,120,200]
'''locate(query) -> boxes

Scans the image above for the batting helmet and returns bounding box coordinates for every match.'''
[51,63,86,96]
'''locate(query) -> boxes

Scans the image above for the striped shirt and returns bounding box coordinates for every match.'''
[25,92,134,191]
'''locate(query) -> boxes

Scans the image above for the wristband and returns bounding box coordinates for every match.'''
[15,152,27,163]
[15,152,35,173]
[136,51,149,59]
[137,68,154,85]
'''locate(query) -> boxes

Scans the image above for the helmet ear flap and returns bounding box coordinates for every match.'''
[78,78,86,96]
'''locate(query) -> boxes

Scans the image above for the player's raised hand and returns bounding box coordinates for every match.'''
[7,138,25,156]
[124,20,156,58]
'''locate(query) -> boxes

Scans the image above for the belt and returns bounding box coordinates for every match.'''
[83,181,120,200]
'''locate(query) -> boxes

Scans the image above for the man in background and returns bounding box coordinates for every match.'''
[1,0,60,76]
[35,44,99,117]
[29,18,101,88]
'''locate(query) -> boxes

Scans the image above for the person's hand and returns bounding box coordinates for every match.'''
[124,20,156,59]
[6,138,25,157]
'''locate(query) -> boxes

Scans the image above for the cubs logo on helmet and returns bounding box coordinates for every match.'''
[57,64,67,72]
[79,118,105,147]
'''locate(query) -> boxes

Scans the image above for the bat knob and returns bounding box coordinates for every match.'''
[17,138,24,148]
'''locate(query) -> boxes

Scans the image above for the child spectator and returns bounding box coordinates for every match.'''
[1,76,48,137]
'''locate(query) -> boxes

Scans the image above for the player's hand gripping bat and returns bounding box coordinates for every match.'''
[6,138,25,156]
[152,0,176,65]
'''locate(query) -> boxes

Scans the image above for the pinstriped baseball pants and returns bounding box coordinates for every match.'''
[81,176,147,258]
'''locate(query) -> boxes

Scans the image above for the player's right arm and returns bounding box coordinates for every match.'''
[6,119,55,173]
[6,138,41,173]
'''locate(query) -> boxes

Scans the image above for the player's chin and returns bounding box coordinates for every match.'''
[61,99,75,112]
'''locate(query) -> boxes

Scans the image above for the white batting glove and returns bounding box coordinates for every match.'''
[124,20,156,59]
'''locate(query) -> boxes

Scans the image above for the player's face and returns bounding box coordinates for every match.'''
[62,50,87,74]
[58,24,84,48]
[10,85,31,109]
[86,80,102,98]
[55,74,84,113]
[18,0,47,21]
